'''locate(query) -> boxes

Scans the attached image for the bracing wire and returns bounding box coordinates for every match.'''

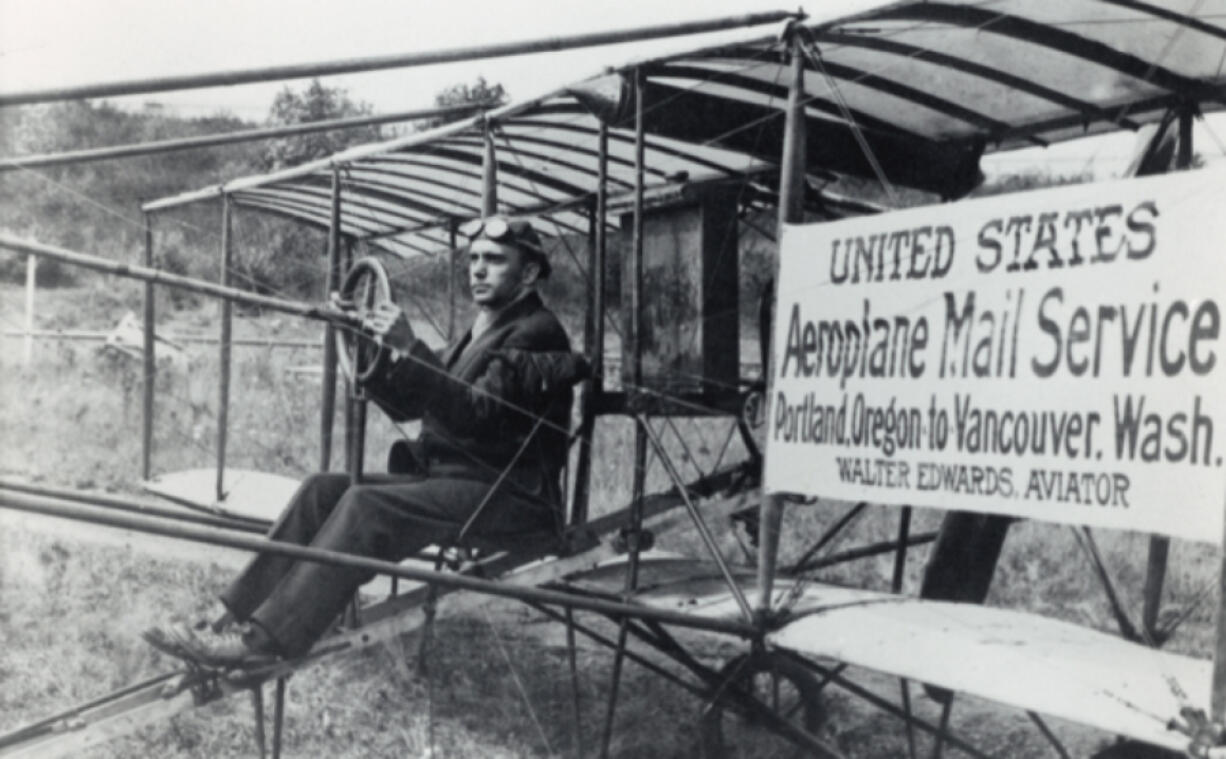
[798,36,899,206]
[480,605,557,758]
[1110,0,1203,126]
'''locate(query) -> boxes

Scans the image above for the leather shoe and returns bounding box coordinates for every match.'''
[144,622,278,669]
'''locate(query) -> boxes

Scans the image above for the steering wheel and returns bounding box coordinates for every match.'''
[336,256,393,384]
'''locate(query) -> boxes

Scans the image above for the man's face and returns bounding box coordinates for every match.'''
[468,239,537,309]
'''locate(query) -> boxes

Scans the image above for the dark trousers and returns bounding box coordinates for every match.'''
[219,469,555,657]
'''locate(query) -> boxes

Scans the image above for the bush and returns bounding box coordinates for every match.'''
[0,252,76,287]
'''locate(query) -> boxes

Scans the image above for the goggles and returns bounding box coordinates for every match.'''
[459,215,551,279]
[460,216,514,242]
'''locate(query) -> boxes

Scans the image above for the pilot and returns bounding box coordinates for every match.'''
[145,216,589,667]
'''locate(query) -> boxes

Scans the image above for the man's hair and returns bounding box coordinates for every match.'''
[465,216,551,279]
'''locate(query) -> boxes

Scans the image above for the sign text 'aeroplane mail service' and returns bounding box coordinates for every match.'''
[764,169,1226,544]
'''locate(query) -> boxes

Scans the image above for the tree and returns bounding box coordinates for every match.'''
[237,80,391,300]
[417,76,508,130]
[0,101,263,286]
[262,79,383,170]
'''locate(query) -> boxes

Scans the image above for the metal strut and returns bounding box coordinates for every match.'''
[900,679,917,759]
[597,64,649,759]
[320,169,343,472]
[565,608,584,758]
[533,600,842,759]
[272,677,288,759]
[788,502,868,573]
[1027,711,1071,759]
[638,415,753,621]
[930,696,954,759]
[791,657,991,759]
[0,487,758,638]
[252,686,268,759]
[597,419,649,759]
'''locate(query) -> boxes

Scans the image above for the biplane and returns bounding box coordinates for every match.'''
[2,1,1226,757]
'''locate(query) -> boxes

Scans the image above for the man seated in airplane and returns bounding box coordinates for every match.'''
[145,216,590,668]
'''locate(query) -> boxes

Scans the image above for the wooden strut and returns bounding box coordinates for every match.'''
[569,125,608,531]
[1215,324,1226,724]
[343,244,369,631]
[141,213,155,481]
[931,697,954,759]
[1,330,322,347]
[638,415,753,621]
[251,687,267,759]
[0,11,797,107]
[893,508,916,759]
[320,170,343,471]
[272,678,287,759]
[447,220,457,342]
[900,680,918,759]
[0,478,267,534]
[598,67,648,759]
[557,138,608,759]
[1142,108,1186,642]
[342,238,357,474]
[0,104,492,172]
[537,601,845,759]
[1147,104,1197,646]
[0,488,758,637]
[0,234,361,327]
[531,602,703,698]
[481,120,498,216]
[795,532,936,573]
[1027,711,1072,759]
[788,501,868,572]
[891,507,912,593]
[22,254,35,365]
[789,657,993,759]
[216,197,233,501]
[0,671,178,752]
[756,19,807,625]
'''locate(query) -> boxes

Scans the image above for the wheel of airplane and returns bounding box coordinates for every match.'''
[698,650,826,758]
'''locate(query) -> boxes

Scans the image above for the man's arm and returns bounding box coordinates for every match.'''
[356,302,438,422]
[364,339,442,422]
[488,348,592,399]
[410,347,588,435]
[361,302,589,429]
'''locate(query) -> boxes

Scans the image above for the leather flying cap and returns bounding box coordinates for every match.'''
[461,216,551,279]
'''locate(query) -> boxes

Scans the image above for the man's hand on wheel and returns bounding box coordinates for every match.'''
[328,292,357,318]
[361,302,415,352]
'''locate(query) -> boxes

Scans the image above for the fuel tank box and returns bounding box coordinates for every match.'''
[617,181,739,403]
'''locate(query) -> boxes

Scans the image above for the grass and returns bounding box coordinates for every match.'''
[1,281,1221,757]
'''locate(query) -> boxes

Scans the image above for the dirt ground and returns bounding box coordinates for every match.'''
[1,511,1125,759]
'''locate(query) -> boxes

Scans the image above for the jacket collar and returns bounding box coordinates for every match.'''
[444,291,544,369]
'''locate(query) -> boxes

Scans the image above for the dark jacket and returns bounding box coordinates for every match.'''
[366,291,587,508]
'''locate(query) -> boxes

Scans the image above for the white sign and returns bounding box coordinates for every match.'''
[764,169,1226,544]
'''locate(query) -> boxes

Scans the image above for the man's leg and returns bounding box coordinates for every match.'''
[219,472,353,622]
[249,475,517,658]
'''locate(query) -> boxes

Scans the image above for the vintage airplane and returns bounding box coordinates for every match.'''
[2,1,1226,757]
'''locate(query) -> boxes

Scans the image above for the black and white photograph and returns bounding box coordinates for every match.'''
[2,1,1225,756]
